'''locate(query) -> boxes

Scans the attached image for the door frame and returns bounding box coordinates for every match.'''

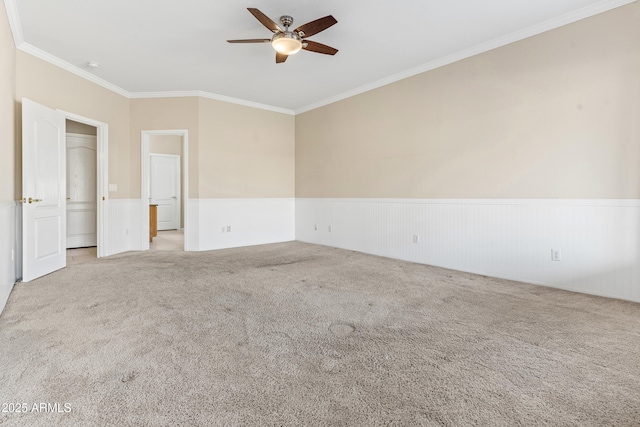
[58,110,109,258]
[141,130,189,251]
[66,132,98,249]
[149,153,181,231]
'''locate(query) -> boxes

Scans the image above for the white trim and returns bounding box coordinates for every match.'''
[0,199,15,312]
[295,198,640,207]
[294,0,637,114]
[0,201,15,211]
[141,130,189,251]
[3,0,22,45]
[130,91,296,116]
[14,199,21,283]
[58,110,109,258]
[20,43,131,98]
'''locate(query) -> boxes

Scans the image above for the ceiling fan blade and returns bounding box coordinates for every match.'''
[295,15,337,38]
[227,39,271,43]
[276,52,288,64]
[303,40,338,55]
[247,8,282,33]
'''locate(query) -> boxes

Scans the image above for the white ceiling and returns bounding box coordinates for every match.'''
[7,0,632,113]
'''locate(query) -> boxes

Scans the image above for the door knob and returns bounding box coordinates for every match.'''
[28,197,42,204]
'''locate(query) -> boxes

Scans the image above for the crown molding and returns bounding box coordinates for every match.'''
[294,0,637,114]
[17,42,132,98]
[197,91,296,116]
[3,0,22,45]
[15,41,293,114]
[130,91,295,115]
[129,90,201,100]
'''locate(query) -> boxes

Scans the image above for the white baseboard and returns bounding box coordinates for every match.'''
[296,198,640,303]
[190,198,295,251]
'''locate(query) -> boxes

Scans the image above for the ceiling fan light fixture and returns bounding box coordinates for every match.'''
[271,32,302,55]
[228,9,338,63]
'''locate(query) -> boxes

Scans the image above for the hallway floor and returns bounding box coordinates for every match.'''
[150,229,184,251]
[66,247,96,266]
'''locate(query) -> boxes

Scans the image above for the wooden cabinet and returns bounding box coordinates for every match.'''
[149,204,158,242]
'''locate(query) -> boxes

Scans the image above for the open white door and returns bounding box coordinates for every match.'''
[22,98,66,282]
[150,154,180,231]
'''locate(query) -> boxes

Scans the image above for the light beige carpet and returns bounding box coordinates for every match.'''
[0,242,639,426]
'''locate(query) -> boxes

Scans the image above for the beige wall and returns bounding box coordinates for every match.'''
[198,98,295,198]
[296,3,640,199]
[149,134,182,156]
[130,97,295,200]
[15,51,131,198]
[129,97,199,198]
[0,1,15,202]
[66,119,97,136]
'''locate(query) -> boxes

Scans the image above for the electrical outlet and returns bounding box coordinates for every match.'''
[226,225,231,232]
[413,234,419,244]
[328,225,332,232]
[551,249,562,261]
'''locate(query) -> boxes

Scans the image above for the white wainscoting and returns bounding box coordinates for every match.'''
[186,199,200,251]
[0,201,17,314]
[14,202,22,284]
[107,199,142,256]
[296,198,640,303]
[109,198,294,254]
[189,198,295,251]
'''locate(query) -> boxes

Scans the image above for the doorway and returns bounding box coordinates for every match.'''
[66,121,98,265]
[61,111,109,259]
[141,130,189,251]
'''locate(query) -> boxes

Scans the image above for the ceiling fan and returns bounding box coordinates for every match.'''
[227,8,338,63]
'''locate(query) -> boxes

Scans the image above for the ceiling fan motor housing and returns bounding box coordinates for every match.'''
[279,15,294,29]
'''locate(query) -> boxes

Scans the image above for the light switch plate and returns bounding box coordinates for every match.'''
[109,184,117,192]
